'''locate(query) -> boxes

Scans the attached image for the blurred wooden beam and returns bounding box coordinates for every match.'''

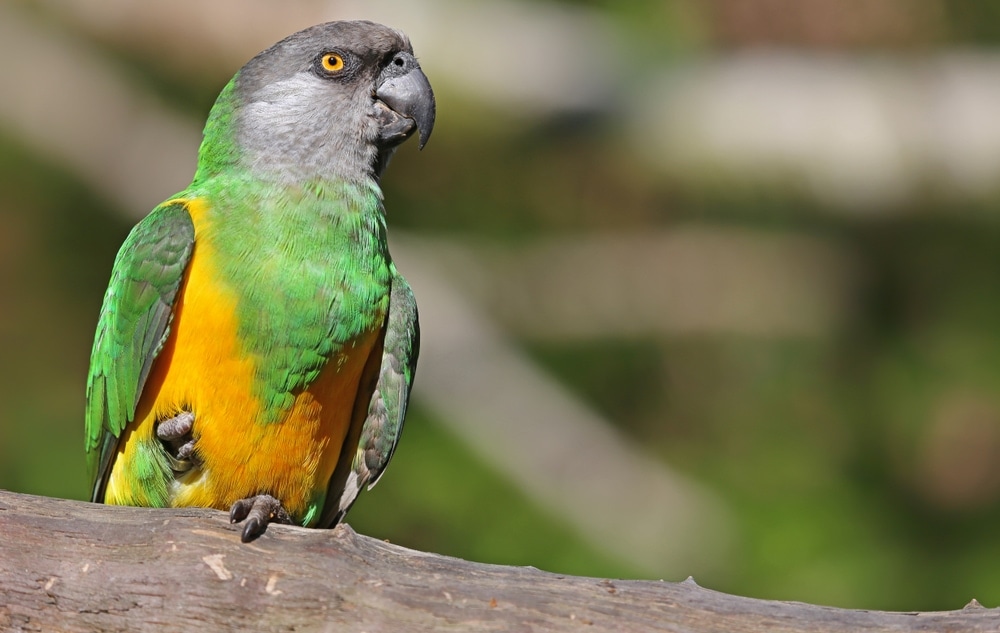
[631,53,1000,210]
[412,229,856,340]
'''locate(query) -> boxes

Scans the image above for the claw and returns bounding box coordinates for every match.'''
[176,441,195,461]
[229,494,292,542]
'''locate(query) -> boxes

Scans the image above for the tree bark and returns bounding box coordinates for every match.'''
[0,490,995,632]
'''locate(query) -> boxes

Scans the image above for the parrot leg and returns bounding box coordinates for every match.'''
[156,411,197,472]
[229,494,292,542]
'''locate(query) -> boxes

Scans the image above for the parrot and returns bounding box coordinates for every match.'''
[84,20,433,542]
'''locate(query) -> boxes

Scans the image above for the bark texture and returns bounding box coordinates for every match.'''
[0,490,996,632]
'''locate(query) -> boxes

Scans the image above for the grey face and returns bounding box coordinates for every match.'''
[233,20,435,184]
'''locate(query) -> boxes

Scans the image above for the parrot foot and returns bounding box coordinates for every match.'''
[156,411,197,472]
[229,494,292,542]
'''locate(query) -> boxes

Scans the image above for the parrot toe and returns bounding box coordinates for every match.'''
[156,411,198,472]
[156,411,194,440]
[229,494,292,542]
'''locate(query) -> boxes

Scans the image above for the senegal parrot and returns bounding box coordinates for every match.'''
[84,21,432,541]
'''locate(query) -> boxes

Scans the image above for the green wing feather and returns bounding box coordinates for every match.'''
[321,272,419,527]
[358,273,419,486]
[85,202,196,502]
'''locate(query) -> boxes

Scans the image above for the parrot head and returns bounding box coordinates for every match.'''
[201,20,436,184]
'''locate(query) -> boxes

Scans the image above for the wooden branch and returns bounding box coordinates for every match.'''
[0,490,995,632]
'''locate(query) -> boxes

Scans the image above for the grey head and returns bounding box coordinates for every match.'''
[221,20,435,184]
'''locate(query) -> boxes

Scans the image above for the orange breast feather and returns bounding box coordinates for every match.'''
[104,200,380,520]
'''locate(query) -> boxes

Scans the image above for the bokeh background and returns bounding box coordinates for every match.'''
[4,0,1000,612]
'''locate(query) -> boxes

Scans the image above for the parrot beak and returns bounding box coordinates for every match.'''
[375,54,436,150]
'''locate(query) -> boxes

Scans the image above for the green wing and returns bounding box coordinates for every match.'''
[85,202,195,502]
[321,272,419,527]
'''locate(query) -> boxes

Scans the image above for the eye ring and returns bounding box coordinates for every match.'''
[321,52,345,73]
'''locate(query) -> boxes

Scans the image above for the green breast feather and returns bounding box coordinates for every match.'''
[192,178,393,418]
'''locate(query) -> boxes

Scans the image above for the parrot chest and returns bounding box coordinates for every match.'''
[107,195,391,521]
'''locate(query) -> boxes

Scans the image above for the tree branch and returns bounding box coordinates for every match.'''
[0,490,994,632]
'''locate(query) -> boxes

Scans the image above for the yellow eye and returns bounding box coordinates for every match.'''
[321,53,344,73]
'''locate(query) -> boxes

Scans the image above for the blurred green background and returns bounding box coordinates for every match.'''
[5,0,1000,612]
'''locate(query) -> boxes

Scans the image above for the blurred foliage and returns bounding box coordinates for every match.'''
[0,132,127,501]
[5,0,1000,616]
[942,0,1000,45]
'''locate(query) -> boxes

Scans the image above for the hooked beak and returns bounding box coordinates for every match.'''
[375,52,436,150]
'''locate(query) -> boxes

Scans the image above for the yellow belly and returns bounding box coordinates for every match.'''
[104,199,380,521]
